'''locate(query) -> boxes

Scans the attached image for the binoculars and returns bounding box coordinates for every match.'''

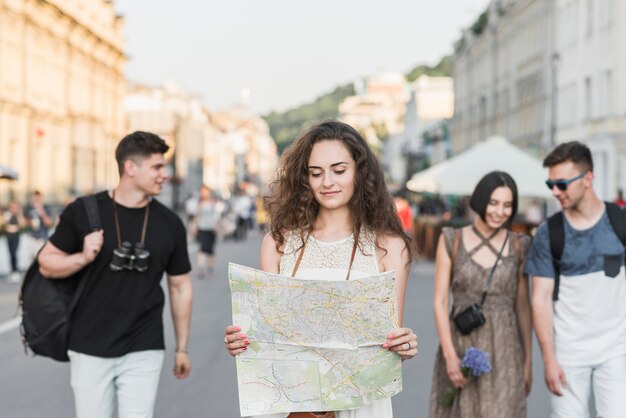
[110,241,150,272]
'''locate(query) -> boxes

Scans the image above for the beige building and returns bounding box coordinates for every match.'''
[383,75,454,185]
[125,81,210,208]
[207,106,278,197]
[126,82,278,203]
[339,72,409,148]
[0,0,126,203]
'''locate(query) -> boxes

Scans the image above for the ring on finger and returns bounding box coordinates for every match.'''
[224,337,228,344]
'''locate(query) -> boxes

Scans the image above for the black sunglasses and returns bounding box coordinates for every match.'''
[545,172,587,191]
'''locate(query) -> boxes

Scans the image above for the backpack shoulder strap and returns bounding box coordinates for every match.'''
[67,195,102,313]
[82,194,102,232]
[605,201,626,246]
[548,212,565,301]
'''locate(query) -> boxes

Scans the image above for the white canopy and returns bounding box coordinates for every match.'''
[0,164,18,180]
[406,136,552,198]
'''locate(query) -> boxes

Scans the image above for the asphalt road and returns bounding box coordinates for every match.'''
[0,233,551,417]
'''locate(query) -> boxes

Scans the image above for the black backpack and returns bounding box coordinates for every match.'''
[548,202,626,301]
[18,195,101,362]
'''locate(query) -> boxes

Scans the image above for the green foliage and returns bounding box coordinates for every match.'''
[471,10,488,36]
[264,54,452,154]
[405,56,451,82]
[263,84,355,154]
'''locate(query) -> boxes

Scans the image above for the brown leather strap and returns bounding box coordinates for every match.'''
[288,413,335,418]
[291,232,359,281]
[450,229,461,274]
[513,233,523,279]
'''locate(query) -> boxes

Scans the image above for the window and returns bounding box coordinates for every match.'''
[586,0,594,37]
[584,77,592,120]
[605,70,613,117]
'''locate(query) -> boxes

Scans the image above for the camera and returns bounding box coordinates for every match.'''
[110,241,150,272]
[453,303,486,335]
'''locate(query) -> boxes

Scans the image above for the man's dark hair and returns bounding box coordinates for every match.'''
[469,171,518,226]
[543,141,593,172]
[115,131,169,175]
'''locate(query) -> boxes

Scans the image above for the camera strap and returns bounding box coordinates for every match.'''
[479,230,509,306]
[111,190,150,248]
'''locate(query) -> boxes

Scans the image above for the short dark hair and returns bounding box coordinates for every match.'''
[115,131,169,175]
[543,141,593,172]
[469,171,518,226]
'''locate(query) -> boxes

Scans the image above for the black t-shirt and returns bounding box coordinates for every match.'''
[50,191,191,357]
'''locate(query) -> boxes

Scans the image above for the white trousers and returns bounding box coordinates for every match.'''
[551,353,626,418]
[68,349,164,418]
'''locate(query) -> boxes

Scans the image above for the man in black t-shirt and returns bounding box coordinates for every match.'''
[38,131,193,418]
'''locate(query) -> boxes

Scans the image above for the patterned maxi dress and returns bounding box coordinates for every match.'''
[429,227,530,418]
[253,229,394,418]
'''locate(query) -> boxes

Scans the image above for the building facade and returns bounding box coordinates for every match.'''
[0,0,125,203]
[554,0,626,200]
[125,81,209,209]
[452,0,626,200]
[451,0,554,156]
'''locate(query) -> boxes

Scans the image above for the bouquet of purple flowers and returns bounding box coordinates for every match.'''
[441,347,492,407]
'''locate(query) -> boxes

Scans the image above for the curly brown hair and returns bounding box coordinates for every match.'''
[266,120,414,263]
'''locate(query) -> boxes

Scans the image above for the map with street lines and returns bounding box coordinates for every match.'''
[228,263,403,416]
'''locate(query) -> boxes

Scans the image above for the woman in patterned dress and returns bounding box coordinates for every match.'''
[224,120,417,418]
[429,171,532,417]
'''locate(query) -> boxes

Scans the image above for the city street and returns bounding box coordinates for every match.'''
[0,233,551,417]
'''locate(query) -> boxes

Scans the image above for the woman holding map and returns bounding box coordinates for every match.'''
[224,120,417,418]
[429,171,532,417]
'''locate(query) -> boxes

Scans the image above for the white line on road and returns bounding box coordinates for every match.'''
[0,316,21,335]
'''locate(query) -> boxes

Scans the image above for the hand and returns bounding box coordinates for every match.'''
[224,325,249,356]
[173,351,191,379]
[82,230,104,264]
[445,355,468,389]
[544,358,566,396]
[524,363,533,396]
[383,327,418,360]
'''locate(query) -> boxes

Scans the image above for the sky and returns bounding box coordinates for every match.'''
[115,0,490,115]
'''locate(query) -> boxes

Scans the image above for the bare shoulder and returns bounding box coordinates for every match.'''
[377,233,410,269]
[377,233,408,253]
[260,232,282,273]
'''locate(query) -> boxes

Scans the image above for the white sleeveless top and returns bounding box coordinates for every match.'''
[251,229,394,418]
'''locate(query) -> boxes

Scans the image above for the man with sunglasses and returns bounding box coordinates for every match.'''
[525,141,626,417]
[37,132,193,418]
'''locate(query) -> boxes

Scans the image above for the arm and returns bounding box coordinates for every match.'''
[532,276,566,396]
[38,230,103,278]
[515,271,533,396]
[432,233,467,389]
[167,272,193,379]
[379,234,417,360]
[224,232,280,356]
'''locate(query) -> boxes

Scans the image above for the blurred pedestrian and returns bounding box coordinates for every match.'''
[232,189,252,241]
[430,171,532,417]
[394,193,414,237]
[526,142,626,417]
[37,131,193,418]
[3,200,26,283]
[184,192,198,229]
[24,190,52,260]
[223,120,417,418]
[194,185,220,278]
